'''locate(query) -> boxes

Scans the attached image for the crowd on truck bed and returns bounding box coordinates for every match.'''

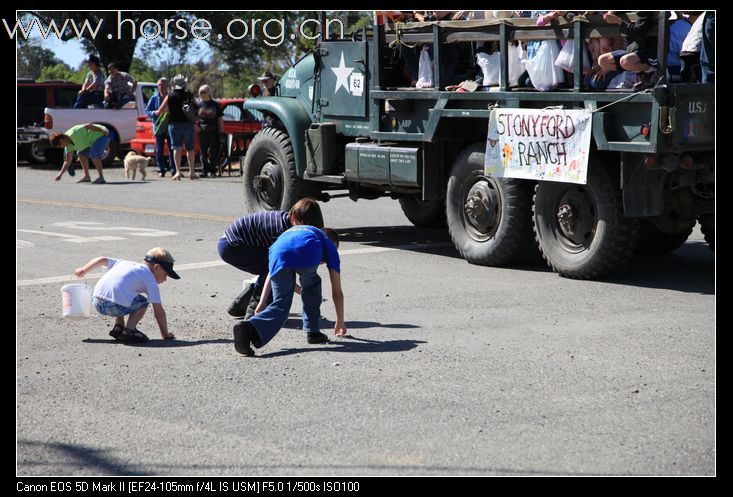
[376,11,715,92]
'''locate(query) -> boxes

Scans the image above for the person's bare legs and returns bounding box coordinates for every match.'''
[76,156,92,182]
[171,148,182,180]
[598,52,617,72]
[125,305,148,330]
[187,149,198,179]
[620,53,650,73]
[90,157,105,181]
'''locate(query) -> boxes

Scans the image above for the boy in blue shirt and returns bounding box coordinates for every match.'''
[233,227,345,356]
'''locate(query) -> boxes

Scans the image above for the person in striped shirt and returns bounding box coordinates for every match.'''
[217,198,324,319]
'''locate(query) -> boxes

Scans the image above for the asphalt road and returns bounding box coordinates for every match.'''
[16,163,715,476]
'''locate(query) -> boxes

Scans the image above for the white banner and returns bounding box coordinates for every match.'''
[484,108,593,184]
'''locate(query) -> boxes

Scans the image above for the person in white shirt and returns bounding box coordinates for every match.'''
[74,247,179,342]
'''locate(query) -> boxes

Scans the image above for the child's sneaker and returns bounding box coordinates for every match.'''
[307,331,329,344]
[227,283,255,317]
[233,320,260,356]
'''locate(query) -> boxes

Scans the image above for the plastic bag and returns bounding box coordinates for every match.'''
[508,43,527,86]
[476,45,525,87]
[416,46,434,88]
[555,40,590,73]
[525,40,564,91]
[477,52,500,86]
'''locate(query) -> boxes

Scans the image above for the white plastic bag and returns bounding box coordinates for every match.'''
[525,40,564,91]
[508,43,527,86]
[555,40,590,73]
[477,45,525,87]
[477,52,500,86]
[416,46,434,88]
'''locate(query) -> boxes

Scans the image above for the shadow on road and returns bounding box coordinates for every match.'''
[82,338,232,348]
[280,315,420,331]
[17,440,148,476]
[257,337,426,359]
[339,225,714,293]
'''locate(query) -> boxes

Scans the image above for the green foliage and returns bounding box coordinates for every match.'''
[38,63,85,83]
[17,41,65,80]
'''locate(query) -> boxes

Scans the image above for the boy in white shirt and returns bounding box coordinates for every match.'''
[74,247,179,342]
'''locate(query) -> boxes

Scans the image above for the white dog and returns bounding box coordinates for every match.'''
[123,151,151,180]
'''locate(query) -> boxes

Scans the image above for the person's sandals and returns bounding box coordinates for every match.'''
[92,177,106,184]
[109,323,125,340]
[76,176,91,183]
[121,327,149,343]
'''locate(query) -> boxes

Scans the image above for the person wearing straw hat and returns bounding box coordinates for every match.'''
[74,247,179,342]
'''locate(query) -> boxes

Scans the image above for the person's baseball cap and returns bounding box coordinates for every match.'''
[144,250,181,279]
[172,74,187,90]
[258,71,277,81]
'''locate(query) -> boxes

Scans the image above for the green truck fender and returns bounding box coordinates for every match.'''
[243,97,312,177]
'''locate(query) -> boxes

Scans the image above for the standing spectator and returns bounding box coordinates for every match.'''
[104,63,137,109]
[667,12,698,82]
[49,123,109,184]
[258,71,279,97]
[700,11,714,84]
[162,74,198,180]
[196,84,224,177]
[680,12,705,82]
[73,55,104,109]
[145,77,175,177]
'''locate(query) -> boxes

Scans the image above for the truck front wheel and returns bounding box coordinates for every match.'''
[533,163,638,279]
[242,127,300,212]
[399,195,446,228]
[446,142,534,265]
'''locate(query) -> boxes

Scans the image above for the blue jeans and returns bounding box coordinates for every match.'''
[155,132,174,174]
[92,294,148,317]
[104,92,133,109]
[700,11,715,84]
[248,267,322,347]
[74,91,103,109]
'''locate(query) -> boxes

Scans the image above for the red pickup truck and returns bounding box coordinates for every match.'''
[130,98,263,174]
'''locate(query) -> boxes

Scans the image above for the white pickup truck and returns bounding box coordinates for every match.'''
[42,82,157,166]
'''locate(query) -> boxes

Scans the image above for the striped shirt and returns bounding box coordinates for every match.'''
[224,211,291,247]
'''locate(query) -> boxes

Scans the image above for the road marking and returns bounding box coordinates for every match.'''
[17,198,233,222]
[52,222,177,237]
[17,229,125,243]
[16,242,452,286]
[17,240,35,249]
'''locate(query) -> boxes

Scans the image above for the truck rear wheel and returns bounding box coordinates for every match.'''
[698,213,714,251]
[44,147,64,167]
[100,138,118,167]
[242,127,300,212]
[533,163,638,279]
[636,219,694,254]
[446,142,534,265]
[399,195,446,228]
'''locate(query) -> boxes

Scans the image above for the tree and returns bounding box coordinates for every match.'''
[38,63,84,83]
[17,41,64,80]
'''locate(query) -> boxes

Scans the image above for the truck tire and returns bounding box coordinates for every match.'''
[698,213,714,251]
[23,143,47,164]
[446,142,535,266]
[533,163,638,279]
[399,195,446,228]
[44,147,64,167]
[636,219,694,255]
[242,127,301,212]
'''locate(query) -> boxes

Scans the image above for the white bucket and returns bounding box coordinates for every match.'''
[61,283,92,320]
